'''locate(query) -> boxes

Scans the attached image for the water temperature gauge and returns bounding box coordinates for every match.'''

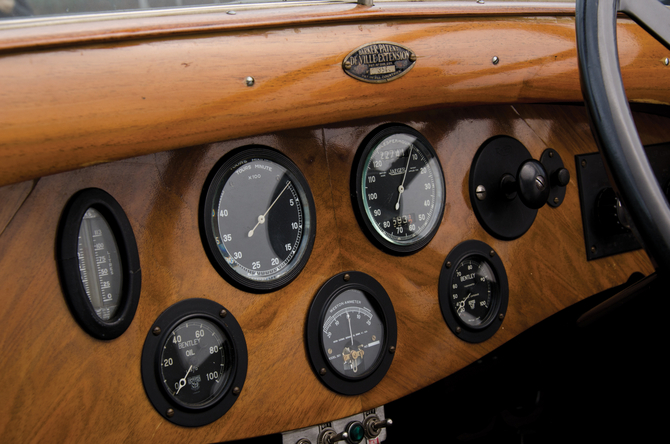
[306,272,397,395]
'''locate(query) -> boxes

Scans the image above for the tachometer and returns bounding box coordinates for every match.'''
[352,125,445,254]
[200,146,316,292]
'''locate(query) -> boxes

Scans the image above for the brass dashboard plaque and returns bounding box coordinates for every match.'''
[342,42,416,84]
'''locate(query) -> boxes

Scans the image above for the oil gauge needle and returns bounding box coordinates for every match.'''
[176,364,193,395]
[248,181,291,238]
[395,145,413,211]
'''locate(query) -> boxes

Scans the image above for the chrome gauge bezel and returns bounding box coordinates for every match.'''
[56,188,141,340]
[438,240,509,343]
[200,146,316,293]
[141,298,247,427]
[306,272,397,396]
[351,124,446,255]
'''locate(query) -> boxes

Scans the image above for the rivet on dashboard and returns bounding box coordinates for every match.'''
[233,387,241,395]
[152,326,161,336]
[582,159,587,168]
[664,57,669,66]
[498,313,505,321]
[219,309,228,318]
[446,261,452,269]
[320,368,327,376]
[409,54,417,62]
[227,10,236,15]
[246,76,255,87]
[476,185,487,201]
[344,61,352,70]
[389,346,396,354]
[591,245,597,254]
[489,250,496,257]
[455,326,462,334]
[492,56,500,65]
[554,197,560,204]
[549,150,554,158]
[343,273,350,281]
[477,0,485,4]
[166,409,174,417]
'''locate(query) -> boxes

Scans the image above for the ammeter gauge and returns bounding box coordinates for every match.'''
[200,146,316,292]
[352,125,445,255]
[141,298,247,427]
[306,272,397,395]
[56,188,141,340]
[438,240,509,343]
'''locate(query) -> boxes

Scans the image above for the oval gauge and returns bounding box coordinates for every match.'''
[352,125,446,255]
[56,188,141,340]
[306,272,397,395]
[200,146,316,293]
[438,240,509,343]
[141,298,247,427]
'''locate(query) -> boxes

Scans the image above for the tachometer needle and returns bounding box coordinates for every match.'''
[395,145,413,211]
[248,181,291,238]
[176,364,193,395]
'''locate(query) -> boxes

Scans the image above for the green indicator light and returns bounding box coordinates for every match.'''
[348,422,366,444]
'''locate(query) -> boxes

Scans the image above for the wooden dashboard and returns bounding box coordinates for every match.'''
[1,2,669,443]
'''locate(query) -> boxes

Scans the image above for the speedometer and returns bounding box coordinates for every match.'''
[201,146,316,293]
[352,125,445,254]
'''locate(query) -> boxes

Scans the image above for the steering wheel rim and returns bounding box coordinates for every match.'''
[576,0,670,273]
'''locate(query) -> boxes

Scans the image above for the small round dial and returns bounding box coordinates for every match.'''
[438,240,509,343]
[353,125,445,254]
[306,272,397,395]
[201,147,316,292]
[160,318,230,408]
[321,289,384,378]
[449,258,495,327]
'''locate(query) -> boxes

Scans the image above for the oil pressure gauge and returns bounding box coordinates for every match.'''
[201,146,316,293]
[306,272,397,395]
[438,240,509,343]
[141,298,247,427]
[352,125,445,255]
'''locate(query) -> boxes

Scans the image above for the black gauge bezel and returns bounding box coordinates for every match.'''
[351,124,446,255]
[200,146,317,293]
[306,271,397,395]
[56,188,141,340]
[141,298,248,427]
[438,240,509,343]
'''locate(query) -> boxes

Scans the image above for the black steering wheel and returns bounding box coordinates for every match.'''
[576,0,670,274]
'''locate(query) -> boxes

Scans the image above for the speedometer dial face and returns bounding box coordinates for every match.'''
[353,125,445,254]
[321,289,384,378]
[450,259,495,327]
[201,147,316,292]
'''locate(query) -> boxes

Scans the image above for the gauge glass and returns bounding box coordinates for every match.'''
[204,149,315,291]
[77,207,123,321]
[357,128,445,252]
[321,289,385,378]
[450,257,497,327]
[160,317,231,408]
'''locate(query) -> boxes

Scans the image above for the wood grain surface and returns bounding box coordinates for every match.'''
[0,104,663,443]
[1,11,669,187]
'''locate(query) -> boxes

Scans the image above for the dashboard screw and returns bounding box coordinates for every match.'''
[409,54,417,62]
[581,159,587,168]
[591,245,597,254]
[476,185,487,201]
[489,250,496,257]
[389,346,396,354]
[456,326,462,334]
[492,56,499,65]
[343,61,352,69]
[220,309,227,318]
[227,10,236,15]
[245,76,255,87]
[549,150,554,158]
[664,57,669,66]
[343,273,350,281]
[166,409,174,418]
[233,387,241,395]
[446,261,452,268]
[554,197,560,204]
[320,368,327,376]
[152,326,161,336]
[499,313,505,320]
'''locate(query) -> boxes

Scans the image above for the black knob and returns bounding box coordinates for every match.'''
[500,160,550,210]
[553,168,570,187]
